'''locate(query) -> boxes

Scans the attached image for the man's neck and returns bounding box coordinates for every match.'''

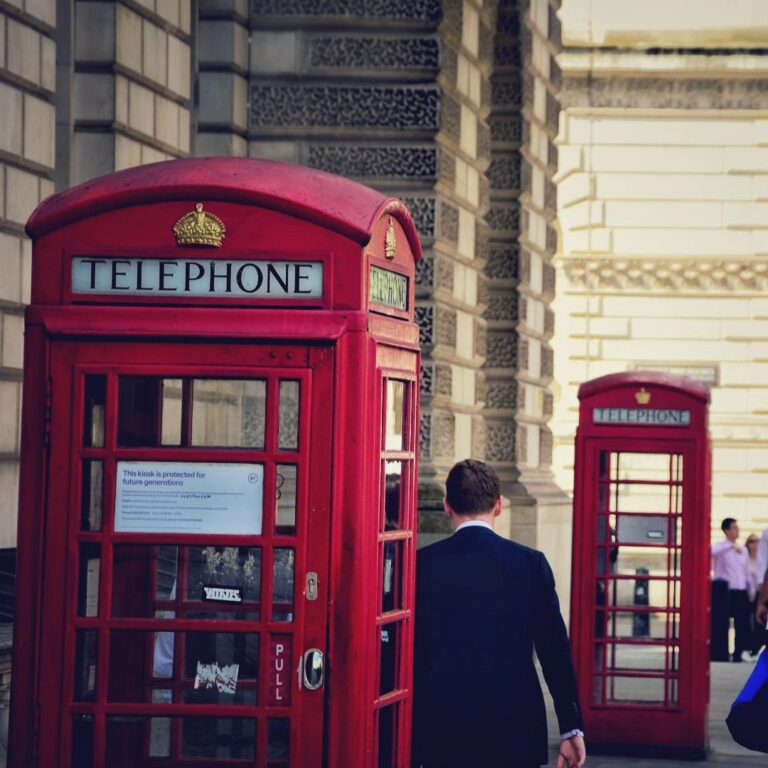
[452,512,496,531]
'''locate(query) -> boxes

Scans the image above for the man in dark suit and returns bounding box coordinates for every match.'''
[413,460,586,768]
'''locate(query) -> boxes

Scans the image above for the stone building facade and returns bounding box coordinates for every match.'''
[0,0,566,550]
[0,2,566,758]
[553,0,768,540]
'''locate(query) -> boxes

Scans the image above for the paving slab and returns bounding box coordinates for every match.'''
[543,661,767,767]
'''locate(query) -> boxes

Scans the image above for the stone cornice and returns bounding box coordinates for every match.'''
[560,50,768,78]
[561,75,768,110]
[559,50,768,110]
[561,258,768,292]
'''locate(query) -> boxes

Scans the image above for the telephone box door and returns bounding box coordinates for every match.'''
[39,339,332,768]
[582,440,697,735]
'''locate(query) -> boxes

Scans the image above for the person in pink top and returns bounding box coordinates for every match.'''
[712,518,752,662]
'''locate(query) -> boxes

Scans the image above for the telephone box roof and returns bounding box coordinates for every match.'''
[26,157,422,260]
[578,371,710,404]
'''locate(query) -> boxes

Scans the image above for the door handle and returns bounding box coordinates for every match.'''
[302,648,324,691]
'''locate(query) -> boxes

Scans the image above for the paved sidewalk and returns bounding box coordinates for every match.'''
[544,662,765,767]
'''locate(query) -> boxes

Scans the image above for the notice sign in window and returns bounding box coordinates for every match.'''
[115,462,263,535]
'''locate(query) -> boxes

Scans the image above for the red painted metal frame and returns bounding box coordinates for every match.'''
[570,372,711,753]
[38,341,331,767]
[11,158,422,768]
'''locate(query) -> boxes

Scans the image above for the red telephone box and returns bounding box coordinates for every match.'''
[9,158,421,767]
[570,372,711,756]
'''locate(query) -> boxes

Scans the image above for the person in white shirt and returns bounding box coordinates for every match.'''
[712,518,752,662]
[745,534,764,657]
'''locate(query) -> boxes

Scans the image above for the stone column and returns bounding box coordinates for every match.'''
[66,0,192,185]
[248,0,489,537]
[417,0,495,541]
[0,0,58,758]
[197,0,249,155]
[488,0,571,593]
[0,0,57,551]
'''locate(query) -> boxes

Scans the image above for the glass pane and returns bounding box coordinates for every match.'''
[184,633,260,705]
[192,379,266,448]
[81,460,103,531]
[78,545,100,617]
[71,714,95,768]
[276,465,297,533]
[385,380,406,451]
[106,717,256,763]
[610,452,682,481]
[379,623,399,695]
[118,377,162,447]
[108,630,259,706]
[601,643,671,672]
[612,548,679,578]
[384,462,403,531]
[156,545,178,602]
[601,610,679,641]
[75,630,98,702]
[111,545,261,621]
[610,485,680,515]
[614,515,673,546]
[268,718,290,763]
[382,541,403,613]
[596,578,681,610]
[188,546,263,616]
[182,717,256,760]
[272,549,295,623]
[161,378,183,445]
[150,716,171,758]
[378,704,397,768]
[599,675,667,704]
[278,381,300,451]
[83,375,106,447]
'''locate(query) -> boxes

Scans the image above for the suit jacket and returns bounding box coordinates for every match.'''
[412,525,583,768]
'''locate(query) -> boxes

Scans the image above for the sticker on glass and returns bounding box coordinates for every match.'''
[194,662,239,695]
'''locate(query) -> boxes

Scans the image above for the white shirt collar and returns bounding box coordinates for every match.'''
[455,520,494,533]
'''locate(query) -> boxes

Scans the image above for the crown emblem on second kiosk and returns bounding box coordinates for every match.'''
[635,387,651,405]
[173,203,226,247]
[385,217,397,260]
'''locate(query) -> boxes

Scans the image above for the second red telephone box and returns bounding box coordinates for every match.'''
[10,158,421,767]
[570,372,711,756]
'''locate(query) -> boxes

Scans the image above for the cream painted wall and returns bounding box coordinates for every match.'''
[560,0,768,48]
[553,107,768,538]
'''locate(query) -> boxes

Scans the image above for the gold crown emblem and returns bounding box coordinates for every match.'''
[635,387,651,405]
[385,217,397,260]
[173,203,226,247]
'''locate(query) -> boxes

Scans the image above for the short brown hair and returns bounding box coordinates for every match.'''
[445,459,500,516]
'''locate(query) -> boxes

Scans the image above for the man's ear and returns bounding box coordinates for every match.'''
[443,497,454,518]
[493,497,503,518]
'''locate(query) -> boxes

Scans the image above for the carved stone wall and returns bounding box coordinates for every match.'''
[486,0,567,544]
[426,0,495,507]
[248,0,495,512]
